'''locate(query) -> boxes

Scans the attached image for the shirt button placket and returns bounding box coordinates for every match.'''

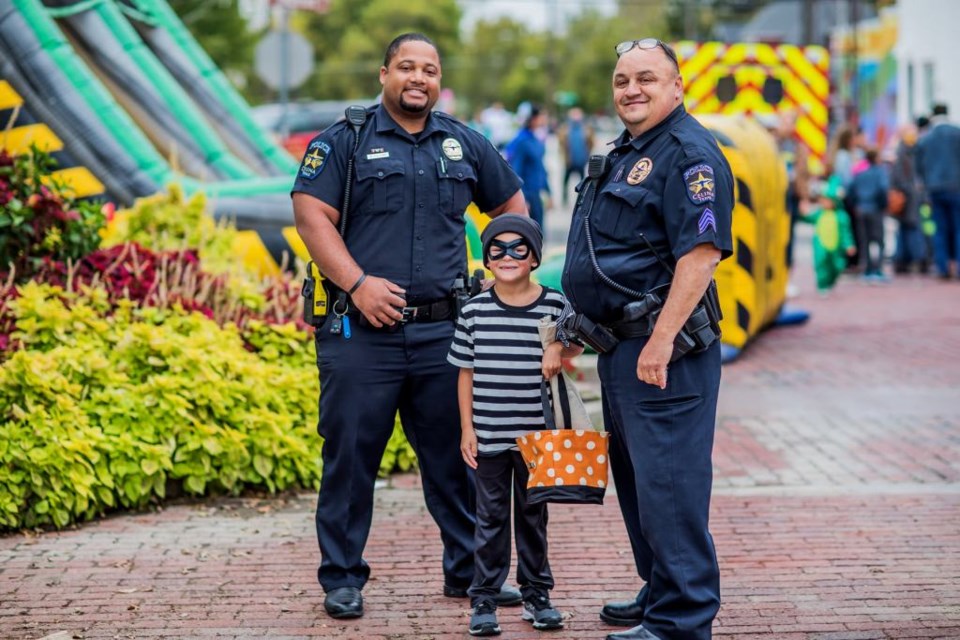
[412,144,425,292]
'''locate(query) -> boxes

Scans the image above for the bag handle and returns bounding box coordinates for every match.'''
[540,377,573,431]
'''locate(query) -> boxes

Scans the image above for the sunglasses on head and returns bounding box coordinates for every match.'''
[615,38,679,70]
[487,238,532,261]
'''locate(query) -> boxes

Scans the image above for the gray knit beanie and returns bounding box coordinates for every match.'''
[481,214,543,269]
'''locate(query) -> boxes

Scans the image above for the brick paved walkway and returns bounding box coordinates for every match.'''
[3,253,959,639]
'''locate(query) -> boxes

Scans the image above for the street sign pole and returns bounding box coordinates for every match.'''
[279,6,290,138]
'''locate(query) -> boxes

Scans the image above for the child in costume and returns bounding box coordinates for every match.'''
[801,176,856,293]
[448,214,582,636]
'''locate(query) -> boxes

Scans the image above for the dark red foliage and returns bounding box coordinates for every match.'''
[1,242,311,359]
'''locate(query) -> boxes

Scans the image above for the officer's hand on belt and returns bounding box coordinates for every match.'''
[637,335,672,390]
[351,276,407,328]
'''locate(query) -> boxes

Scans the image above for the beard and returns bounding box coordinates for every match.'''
[399,93,430,114]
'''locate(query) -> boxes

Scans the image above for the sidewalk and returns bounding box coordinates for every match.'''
[3,249,959,639]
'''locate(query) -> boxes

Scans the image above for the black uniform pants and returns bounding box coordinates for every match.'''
[313,319,475,592]
[468,450,553,607]
[598,338,721,640]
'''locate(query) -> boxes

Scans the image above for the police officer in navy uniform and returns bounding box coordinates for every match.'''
[291,33,526,619]
[561,39,733,640]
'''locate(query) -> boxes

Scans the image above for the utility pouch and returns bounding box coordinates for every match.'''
[663,296,721,362]
[301,261,328,327]
[702,280,723,328]
[567,313,619,354]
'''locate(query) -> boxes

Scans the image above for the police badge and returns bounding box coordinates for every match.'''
[626,158,653,185]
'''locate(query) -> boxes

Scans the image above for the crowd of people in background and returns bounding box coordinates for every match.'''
[462,98,960,293]
[808,102,960,291]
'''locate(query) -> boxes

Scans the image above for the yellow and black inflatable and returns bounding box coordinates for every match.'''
[698,114,791,357]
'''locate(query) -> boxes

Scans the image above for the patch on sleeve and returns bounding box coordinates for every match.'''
[697,207,717,235]
[683,164,716,204]
[299,140,331,180]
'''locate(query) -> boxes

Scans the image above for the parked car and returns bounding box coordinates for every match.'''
[252,99,376,159]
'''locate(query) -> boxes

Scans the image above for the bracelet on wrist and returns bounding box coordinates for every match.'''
[347,272,367,295]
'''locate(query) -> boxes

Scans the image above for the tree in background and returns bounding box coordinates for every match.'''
[167,0,259,93]
[298,0,461,101]
[169,0,667,118]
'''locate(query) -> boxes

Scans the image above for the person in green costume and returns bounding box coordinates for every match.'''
[801,176,856,293]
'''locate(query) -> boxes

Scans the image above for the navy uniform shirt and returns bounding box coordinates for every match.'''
[562,105,734,325]
[291,105,522,304]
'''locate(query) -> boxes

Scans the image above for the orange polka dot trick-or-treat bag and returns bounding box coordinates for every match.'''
[516,378,609,506]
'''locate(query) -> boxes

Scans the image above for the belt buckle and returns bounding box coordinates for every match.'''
[399,306,418,323]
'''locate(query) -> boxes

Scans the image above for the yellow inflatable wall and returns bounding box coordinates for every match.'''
[696,114,790,349]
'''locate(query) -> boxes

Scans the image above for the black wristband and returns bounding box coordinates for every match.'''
[347,272,367,295]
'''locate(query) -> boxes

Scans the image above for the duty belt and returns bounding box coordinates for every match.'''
[352,298,455,328]
[610,314,656,339]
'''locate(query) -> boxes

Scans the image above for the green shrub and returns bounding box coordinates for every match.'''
[0,283,322,529]
[0,282,419,530]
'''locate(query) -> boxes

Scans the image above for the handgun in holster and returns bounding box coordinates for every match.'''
[563,313,620,354]
[301,260,328,326]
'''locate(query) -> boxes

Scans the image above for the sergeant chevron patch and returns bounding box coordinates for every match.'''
[698,207,717,234]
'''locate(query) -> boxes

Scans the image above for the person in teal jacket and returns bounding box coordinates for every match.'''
[801,176,856,293]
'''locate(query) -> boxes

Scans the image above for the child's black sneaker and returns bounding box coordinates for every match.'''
[469,600,501,636]
[521,592,563,630]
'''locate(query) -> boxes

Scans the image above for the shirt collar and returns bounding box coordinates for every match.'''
[610,104,688,150]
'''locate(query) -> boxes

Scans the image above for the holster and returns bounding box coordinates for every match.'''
[564,313,620,354]
[301,261,328,327]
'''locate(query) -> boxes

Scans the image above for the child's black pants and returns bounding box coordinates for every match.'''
[468,449,554,607]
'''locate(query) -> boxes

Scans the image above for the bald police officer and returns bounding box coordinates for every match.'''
[561,39,733,640]
[292,33,527,619]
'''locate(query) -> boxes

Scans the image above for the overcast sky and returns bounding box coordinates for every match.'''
[459,0,617,33]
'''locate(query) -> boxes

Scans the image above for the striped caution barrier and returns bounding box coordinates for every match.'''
[0,80,105,198]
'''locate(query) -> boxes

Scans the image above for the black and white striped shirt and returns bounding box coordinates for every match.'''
[447,286,567,455]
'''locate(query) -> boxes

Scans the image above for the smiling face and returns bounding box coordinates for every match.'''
[612,46,683,138]
[379,40,441,122]
[486,232,536,284]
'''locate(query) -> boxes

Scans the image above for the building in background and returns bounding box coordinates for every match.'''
[895,0,960,123]
[830,6,898,147]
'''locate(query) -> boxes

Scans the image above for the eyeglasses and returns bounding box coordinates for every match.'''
[615,38,679,70]
[487,238,531,261]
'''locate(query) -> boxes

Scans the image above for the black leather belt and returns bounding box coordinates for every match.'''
[352,298,454,328]
[611,315,656,339]
[396,298,454,323]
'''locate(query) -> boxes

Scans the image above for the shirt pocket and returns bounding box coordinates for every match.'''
[437,160,477,218]
[595,182,654,241]
[355,158,406,216]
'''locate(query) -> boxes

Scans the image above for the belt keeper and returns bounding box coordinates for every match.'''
[347,272,367,295]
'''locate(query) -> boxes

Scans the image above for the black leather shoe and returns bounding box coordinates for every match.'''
[324,586,363,619]
[600,599,644,627]
[443,584,523,607]
[606,624,660,640]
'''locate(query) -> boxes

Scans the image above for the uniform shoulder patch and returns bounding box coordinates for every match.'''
[683,163,716,204]
[299,140,331,180]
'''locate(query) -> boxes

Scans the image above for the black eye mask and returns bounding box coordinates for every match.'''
[487,238,531,261]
